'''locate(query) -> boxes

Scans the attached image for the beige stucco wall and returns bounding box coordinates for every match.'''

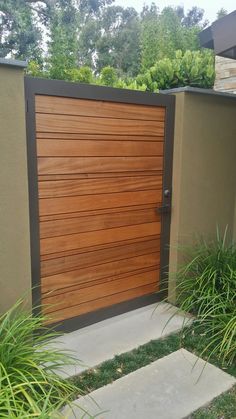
[169,91,236,303]
[0,63,32,312]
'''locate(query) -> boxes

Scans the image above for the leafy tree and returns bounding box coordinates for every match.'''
[140,5,208,71]
[181,6,207,28]
[1,0,215,91]
[140,4,160,71]
[67,65,94,83]
[0,0,42,61]
[46,0,78,80]
[217,8,228,19]
[99,65,117,86]
[96,6,141,75]
[78,4,141,76]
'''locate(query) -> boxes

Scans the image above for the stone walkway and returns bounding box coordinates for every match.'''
[51,302,190,377]
[65,349,236,419]
[52,303,235,418]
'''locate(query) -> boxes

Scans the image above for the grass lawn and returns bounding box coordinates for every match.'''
[70,325,236,418]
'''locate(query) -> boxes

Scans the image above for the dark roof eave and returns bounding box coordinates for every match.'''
[199,10,236,60]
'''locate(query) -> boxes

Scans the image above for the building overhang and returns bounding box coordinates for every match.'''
[199,10,236,59]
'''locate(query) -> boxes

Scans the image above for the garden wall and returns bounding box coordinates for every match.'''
[168,87,236,302]
[1,59,236,318]
[0,60,32,312]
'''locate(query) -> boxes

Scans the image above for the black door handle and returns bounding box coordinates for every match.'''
[156,204,171,214]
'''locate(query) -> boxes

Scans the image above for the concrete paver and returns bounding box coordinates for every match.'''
[51,302,190,377]
[65,349,236,419]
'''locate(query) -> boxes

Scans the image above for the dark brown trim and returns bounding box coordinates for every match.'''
[24,76,175,332]
[51,290,166,333]
[24,81,41,316]
[159,97,175,293]
[24,76,175,107]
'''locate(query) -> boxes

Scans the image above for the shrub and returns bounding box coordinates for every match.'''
[137,49,215,91]
[66,66,94,83]
[99,66,118,87]
[175,229,236,365]
[0,300,78,418]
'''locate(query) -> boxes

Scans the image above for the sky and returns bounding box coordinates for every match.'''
[114,0,236,24]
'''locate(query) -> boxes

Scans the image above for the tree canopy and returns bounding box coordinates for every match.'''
[0,0,217,90]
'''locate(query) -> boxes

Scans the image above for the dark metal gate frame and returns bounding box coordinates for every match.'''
[25,76,175,332]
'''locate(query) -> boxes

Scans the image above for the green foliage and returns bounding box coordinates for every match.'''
[0,300,79,418]
[140,5,207,71]
[99,66,117,86]
[0,0,42,61]
[137,50,215,91]
[4,1,215,90]
[1,1,211,81]
[115,78,147,91]
[94,6,141,76]
[47,0,78,80]
[67,66,94,83]
[27,60,46,78]
[175,229,236,365]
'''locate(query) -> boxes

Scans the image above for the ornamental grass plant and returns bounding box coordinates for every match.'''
[175,229,236,366]
[0,300,78,418]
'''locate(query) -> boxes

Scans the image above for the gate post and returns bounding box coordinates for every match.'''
[0,59,32,313]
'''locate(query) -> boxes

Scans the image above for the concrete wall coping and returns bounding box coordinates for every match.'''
[0,58,27,68]
[161,86,236,100]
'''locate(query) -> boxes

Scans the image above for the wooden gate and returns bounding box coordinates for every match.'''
[25,78,175,331]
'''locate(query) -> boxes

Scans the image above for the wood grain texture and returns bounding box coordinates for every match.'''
[40,208,159,238]
[41,252,159,294]
[38,176,162,198]
[43,282,158,323]
[37,133,164,141]
[40,222,161,255]
[36,114,165,136]
[41,238,160,277]
[35,94,166,323]
[38,171,163,182]
[37,139,163,157]
[40,203,156,222]
[36,95,165,121]
[41,234,161,261]
[38,156,163,175]
[42,270,159,313]
[39,190,162,216]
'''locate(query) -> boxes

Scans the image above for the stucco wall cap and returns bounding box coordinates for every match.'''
[0,58,27,68]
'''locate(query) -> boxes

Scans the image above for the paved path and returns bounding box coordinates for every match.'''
[51,303,190,377]
[65,349,236,419]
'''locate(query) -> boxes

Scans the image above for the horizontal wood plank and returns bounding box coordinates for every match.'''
[42,270,159,313]
[41,252,159,294]
[37,133,164,141]
[40,203,156,222]
[40,208,159,238]
[43,282,158,323]
[39,190,162,216]
[38,171,163,182]
[40,222,161,255]
[38,176,162,198]
[41,238,160,277]
[36,114,165,136]
[38,157,163,175]
[41,234,161,261]
[36,96,165,121]
[37,139,163,157]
